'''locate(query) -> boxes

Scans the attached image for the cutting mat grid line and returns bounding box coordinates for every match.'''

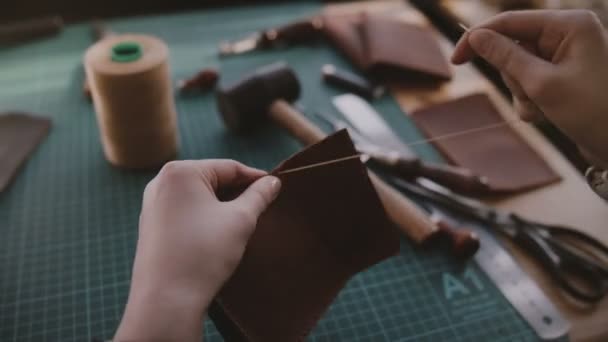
[0,3,539,341]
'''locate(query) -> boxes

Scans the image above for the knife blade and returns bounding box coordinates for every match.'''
[333,94,417,159]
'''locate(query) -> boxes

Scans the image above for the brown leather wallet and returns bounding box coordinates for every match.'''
[321,13,367,69]
[209,130,400,341]
[0,112,51,192]
[322,12,452,82]
[410,93,560,193]
[360,14,452,82]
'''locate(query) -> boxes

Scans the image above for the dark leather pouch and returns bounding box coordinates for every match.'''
[209,130,400,341]
[410,93,560,193]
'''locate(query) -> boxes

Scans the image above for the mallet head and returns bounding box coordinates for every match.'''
[216,62,300,132]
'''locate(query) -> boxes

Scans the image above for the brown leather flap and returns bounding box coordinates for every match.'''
[210,130,400,341]
[410,93,560,193]
[0,112,51,192]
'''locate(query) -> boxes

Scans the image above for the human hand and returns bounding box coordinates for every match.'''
[452,10,608,167]
[114,160,281,342]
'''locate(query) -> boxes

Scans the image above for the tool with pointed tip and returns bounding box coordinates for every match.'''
[332,94,491,196]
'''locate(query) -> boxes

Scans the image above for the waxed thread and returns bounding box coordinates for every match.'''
[277,118,523,174]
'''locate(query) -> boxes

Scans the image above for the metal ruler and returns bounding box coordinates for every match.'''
[459,216,570,340]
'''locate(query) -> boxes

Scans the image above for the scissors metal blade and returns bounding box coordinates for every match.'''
[415,178,514,230]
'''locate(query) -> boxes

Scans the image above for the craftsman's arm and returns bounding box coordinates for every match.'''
[452,9,608,168]
[114,160,281,341]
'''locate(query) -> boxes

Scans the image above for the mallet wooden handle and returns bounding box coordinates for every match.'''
[269,99,438,244]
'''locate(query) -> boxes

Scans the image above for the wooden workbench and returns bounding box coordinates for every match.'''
[327,1,608,340]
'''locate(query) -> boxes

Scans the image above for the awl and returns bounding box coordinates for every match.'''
[332,94,491,196]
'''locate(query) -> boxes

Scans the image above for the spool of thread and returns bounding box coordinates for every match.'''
[84,34,178,169]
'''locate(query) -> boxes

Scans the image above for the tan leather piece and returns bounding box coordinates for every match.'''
[410,93,561,193]
[0,112,51,193]
[209,130,400,341]
[322,13,452,82]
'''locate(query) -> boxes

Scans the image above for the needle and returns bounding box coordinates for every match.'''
[275,154,366,175]
[458,22,520,44]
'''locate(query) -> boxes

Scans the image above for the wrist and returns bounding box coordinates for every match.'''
[115,280,210,341]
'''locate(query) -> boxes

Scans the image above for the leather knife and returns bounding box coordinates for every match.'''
[219,17,324,56]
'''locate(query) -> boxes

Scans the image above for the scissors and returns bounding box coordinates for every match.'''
[386,175,608,304]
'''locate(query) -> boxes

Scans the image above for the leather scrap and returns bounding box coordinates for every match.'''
[209,130,400,341]
[0,112,51,193]
[410,93,560,193]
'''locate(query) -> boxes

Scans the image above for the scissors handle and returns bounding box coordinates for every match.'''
[514,226,608,303]
[546,225,608,264]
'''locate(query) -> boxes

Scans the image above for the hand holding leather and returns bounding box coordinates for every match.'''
[114,160,281,342]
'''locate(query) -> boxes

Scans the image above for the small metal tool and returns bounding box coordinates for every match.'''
[219,17,324,56]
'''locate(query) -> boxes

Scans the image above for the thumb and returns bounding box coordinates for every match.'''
[468,28,549,83]
[231,175,282,217]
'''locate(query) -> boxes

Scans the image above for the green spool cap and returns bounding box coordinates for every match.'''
[111,41,142,62]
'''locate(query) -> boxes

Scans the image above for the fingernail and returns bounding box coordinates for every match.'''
[267,176,281,198]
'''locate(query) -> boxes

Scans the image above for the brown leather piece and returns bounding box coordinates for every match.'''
[210,130,400,341]
[321,13,367,69]
[410,93,560,193]
[322,13,452,82]
[360,14,452,82]
[0,112,51,193]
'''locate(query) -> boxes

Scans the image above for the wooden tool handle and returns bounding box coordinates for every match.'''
[263,17,324,46]
[417,162,490,196]
[434,220,480,259]
[269,100,438,244]
[371,153,489,196]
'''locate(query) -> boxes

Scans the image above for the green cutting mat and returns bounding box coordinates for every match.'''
[0,3,539,341]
